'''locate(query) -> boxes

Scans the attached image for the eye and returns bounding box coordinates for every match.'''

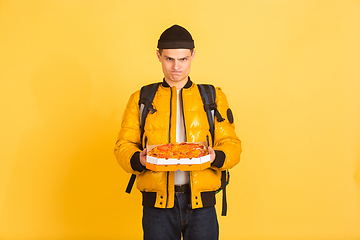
[180,58,187,61]
[167,58,173,61]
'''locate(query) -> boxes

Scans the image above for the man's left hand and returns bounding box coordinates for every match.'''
[208,146,216,163]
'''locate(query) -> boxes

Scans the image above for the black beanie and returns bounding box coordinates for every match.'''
[157,25,195,49]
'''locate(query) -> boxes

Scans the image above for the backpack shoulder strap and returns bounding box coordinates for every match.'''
[197,84,225,145]
[125,82,161,194]
[139,82,161,149]
[197,83,228,216]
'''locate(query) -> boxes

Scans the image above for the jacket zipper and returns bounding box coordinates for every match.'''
[180,89,187,142]
[168,89,173,143]
[165,88,173,208]
[181,88,192,208]
[165,172,169,208]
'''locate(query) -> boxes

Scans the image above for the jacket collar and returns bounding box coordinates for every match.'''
[162,77,193,89]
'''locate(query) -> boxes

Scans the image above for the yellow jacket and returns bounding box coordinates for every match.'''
[114,79,241,209]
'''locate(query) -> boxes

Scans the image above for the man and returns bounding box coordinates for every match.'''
[114,25,241,240]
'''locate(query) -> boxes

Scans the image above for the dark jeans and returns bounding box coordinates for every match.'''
[142,192,219,240]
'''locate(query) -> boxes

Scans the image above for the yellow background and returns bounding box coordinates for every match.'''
[1,0,360,239]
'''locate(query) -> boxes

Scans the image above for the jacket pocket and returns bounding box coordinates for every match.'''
[137,170,166,192]
[142,135,147,150]
[207,134,213,148]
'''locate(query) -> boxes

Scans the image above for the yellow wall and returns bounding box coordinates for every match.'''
[1,0,359,239]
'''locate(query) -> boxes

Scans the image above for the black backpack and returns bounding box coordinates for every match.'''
[125,82,230,216]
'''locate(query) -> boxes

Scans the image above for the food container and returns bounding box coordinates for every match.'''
[146,142,211,171]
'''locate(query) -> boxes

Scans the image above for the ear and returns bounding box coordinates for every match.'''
[156,50,162,62]
[191,49,195,61]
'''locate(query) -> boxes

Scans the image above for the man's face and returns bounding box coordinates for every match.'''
[157,49,195,88]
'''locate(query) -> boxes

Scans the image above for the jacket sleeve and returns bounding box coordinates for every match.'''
[211,87,242,170]
[114,90,145,174]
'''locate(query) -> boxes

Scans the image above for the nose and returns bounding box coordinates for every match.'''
[173,60,180,70]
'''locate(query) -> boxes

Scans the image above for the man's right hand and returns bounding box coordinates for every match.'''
[140,148,147,167]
